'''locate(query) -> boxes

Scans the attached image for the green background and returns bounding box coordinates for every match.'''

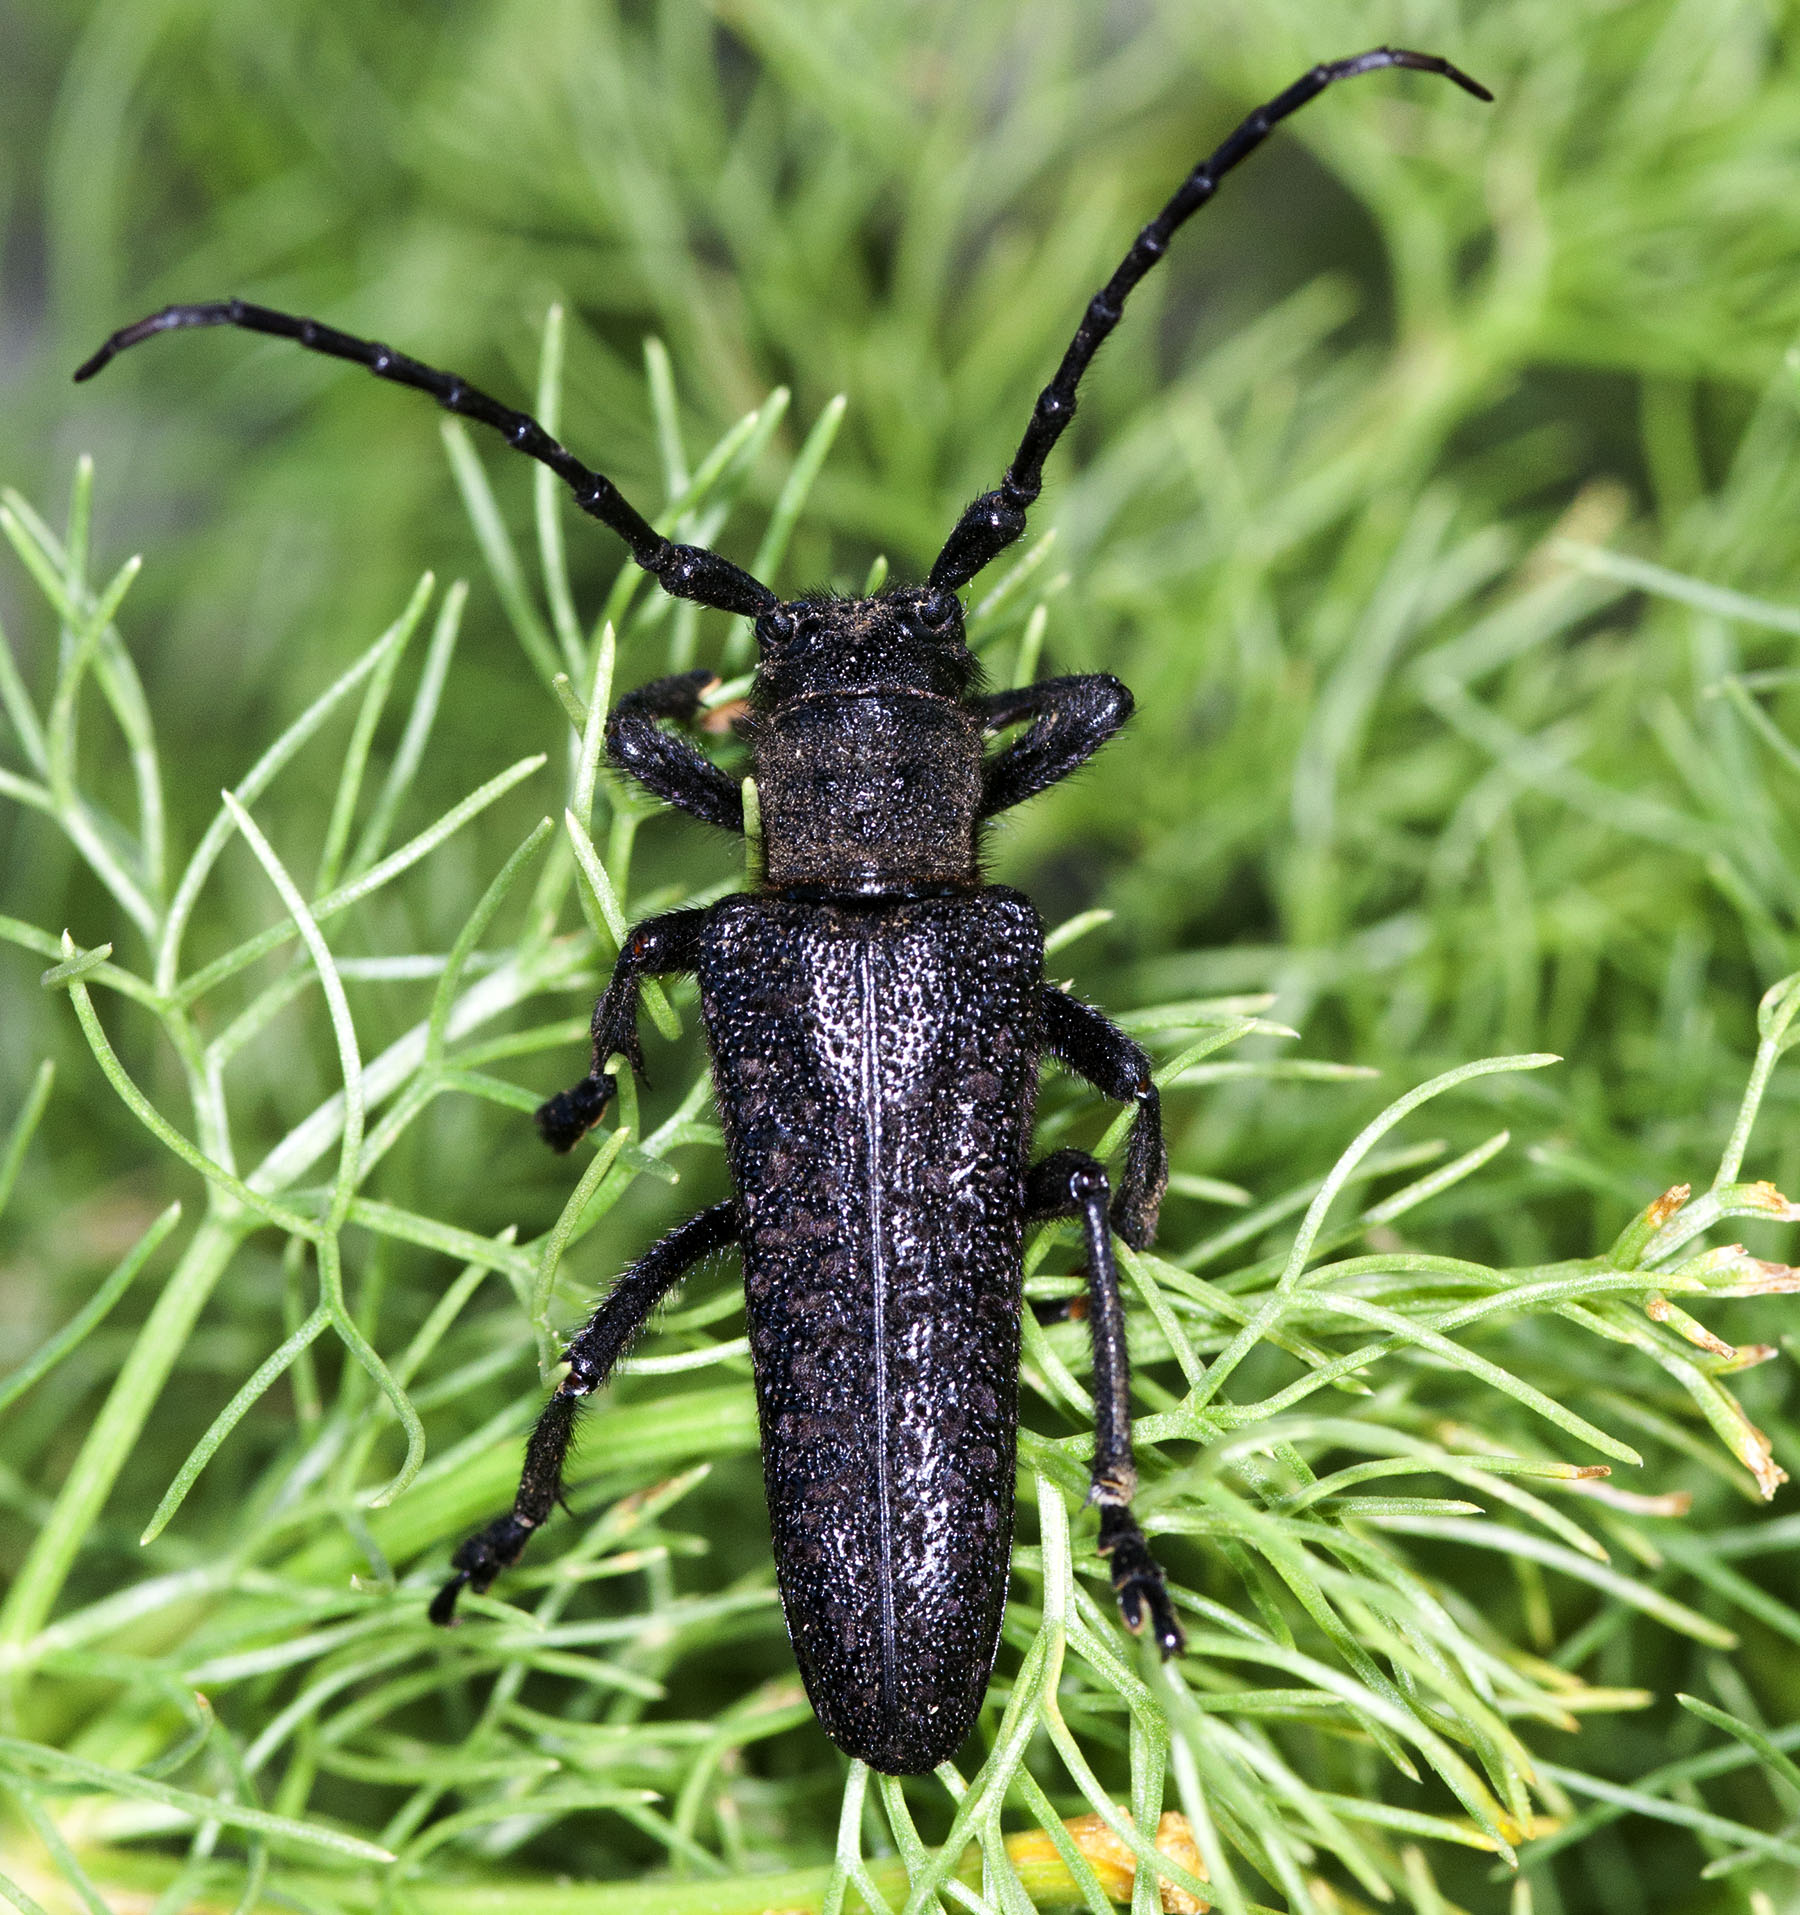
[5,2,1800,1910]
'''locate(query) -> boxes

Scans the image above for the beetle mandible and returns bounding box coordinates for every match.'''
[78,46,1490,1775]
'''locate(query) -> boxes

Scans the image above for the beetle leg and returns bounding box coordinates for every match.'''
[1025,1149,1185,1658]
[977,674,1133,817]
[1041,986,1168,1247]
[607,670,747,833]
[430,1200,740,1624]
[537,905,711,1151]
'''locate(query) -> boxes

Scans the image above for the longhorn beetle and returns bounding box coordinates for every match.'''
[79,47,1490,1776]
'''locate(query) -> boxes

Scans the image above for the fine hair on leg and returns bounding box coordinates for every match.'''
[536,906,710,1153]
[1040,986,1168,1249]
[431,1201,739,1623]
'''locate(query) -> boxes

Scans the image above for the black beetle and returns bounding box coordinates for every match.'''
[77,46,1490,1775]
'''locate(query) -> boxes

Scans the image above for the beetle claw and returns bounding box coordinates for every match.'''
[668,669,721,725]
[427,1569,471,1626]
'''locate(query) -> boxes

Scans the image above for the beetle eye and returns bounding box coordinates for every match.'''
[761,605,797,646]
[917,589,956,631]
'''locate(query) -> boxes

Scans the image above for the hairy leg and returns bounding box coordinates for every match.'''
[431,1200,740,1622]
[536,905,712,1150]
[1025,1149,1183,1656]
[1040,986,1167,1248]
[977,675,1133,818]
[606,670,746,833]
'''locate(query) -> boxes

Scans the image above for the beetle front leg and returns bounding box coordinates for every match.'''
[1041,986,1167,1248]
[538,905,710,1150]
[606,669,746,833]
[431,1200,739,1623]
[977,674,1133,817]
[1025,1148,1185,1657]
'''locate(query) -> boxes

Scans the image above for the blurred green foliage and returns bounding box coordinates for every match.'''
[6,1,1800,1910]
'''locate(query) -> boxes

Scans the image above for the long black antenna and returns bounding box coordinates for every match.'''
[75,300,777,619]
[929,46,1492,593]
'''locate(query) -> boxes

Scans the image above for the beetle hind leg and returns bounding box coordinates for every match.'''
[431,1200,739,1623]
[1025,1148,1185,1657]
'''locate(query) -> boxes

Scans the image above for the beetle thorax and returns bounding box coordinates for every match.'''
[751,590,983,898]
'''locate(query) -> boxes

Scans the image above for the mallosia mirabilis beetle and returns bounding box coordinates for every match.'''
[77,46,1490,1775]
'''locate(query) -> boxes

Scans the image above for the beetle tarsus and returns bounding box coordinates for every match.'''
[1099,1506,1186,1657]
[535,1072,615,1152]
[427,1569,470,1626]
[614,668,718,728]
[429,1510,539,1623]
[1111,1092,1167,1250]
[537,905,714,1153]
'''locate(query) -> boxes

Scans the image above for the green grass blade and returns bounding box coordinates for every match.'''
[0,1058,54,1219]
[138,1304,329,1544]
[174,753,548,1005]
[0,1200,180,1421]
[0,1736,393,1862]
[312,572,435,895]
[443,420,561,686]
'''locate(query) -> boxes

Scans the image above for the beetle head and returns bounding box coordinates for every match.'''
[752,585,975,708]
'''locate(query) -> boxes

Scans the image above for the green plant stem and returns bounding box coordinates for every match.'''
[0,1214,245,1658]
[17,1842,1161,1915]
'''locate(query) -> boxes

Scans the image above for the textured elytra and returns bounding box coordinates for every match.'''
[701,890,1043,1774]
